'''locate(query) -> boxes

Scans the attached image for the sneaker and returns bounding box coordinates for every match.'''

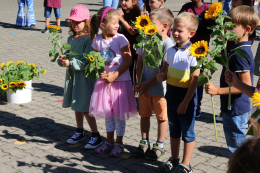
[133,140,150,157]
[84,136,103,149]
[159,157,179,172]
[58,28,62,33]
[216,116,223,122]
[67,131,85,144]
[195,107,201,118]
[110,143,124,157]
[172,163,193,173]
[254,2,259,6]
[41,27,49,33]
[95,141,113,154]
[145,143,165,160]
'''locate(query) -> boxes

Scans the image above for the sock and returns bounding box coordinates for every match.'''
[91,132,100,137]
[76,128,84,134]
[45,25,48,27]
[57,25,60,27]
[142,138,149,144]
[171,158,180,166]
[156,140,164,148]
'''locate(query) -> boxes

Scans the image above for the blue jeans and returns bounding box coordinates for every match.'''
[222,111,250,153]
[218,0,231,15]
[16,0,36,26]
[103,0,119,8]
[44,7,61,18]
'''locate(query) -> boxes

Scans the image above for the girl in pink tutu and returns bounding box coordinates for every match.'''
[89,6,138,157]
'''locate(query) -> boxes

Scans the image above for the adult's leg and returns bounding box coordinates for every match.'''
[16,0,26,26]
[25,0,36,27]
[103,0,112,7]
[111,0,119,8]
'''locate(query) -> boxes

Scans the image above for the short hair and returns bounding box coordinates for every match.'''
[174,12,198,32]
[150,8,174,29]
[227,5,259,36]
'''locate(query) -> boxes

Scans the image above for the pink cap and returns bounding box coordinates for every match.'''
[65,5,90,21]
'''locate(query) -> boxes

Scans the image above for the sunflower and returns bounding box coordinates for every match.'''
[0,79,3,83]
[144,25,158,36]
[1,84,8,90]
[17,81,26,88]
[88,55,95,62]
[16,60,25,65]
[252,91,260,109]
[189,40,210,58]
[42,69,47,75]
[205,2,222,19]
[1,62,4,70]
[9,82,16,88]
[135,15,152,30]
[47,25,61,30]
[26,63,31,66]
[32,63,37,67]
[7,61,14,66]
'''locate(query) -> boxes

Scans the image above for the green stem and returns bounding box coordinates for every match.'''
[206,69,218,140]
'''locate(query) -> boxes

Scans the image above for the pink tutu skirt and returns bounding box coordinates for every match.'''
[89,79,138,121]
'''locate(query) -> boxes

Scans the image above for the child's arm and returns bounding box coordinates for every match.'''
[156,62,168,83]
[225,70,255,97]
[103,45,132,83]
[205,71,252,95]
[177,69,200,114]
[118,8,138,36]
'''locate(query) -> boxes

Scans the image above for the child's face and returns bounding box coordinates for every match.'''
[103,15,119,36]
[121,0,136,11]
[150,17,164,36]
[172,22,193,44]
[231,0,243,8]
[71,20,86,34]
[226,24,248,41]
[149,0,164,11]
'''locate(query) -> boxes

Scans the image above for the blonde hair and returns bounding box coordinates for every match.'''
[174,12,198,32]
[90,7,119,41]
[68,20,90,35]
[228,5,259,36]
[150,8,174,29]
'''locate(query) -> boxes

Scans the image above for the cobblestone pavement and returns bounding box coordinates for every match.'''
[0,0,259,172]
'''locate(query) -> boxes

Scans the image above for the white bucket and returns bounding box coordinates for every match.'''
[6,80,33,104]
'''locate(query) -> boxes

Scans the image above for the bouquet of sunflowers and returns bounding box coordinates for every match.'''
[0,61,46,95]
[83,51,105,79]
[133,15,164,95]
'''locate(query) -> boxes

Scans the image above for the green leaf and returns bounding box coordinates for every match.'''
[51,52,59,62]
[85,69,98,79]
[250,109,260,119]
[133,43,143,50]
[144,54,156,68]
[89,62,95,72]
[97,66,105,74]
[211,30,222,38]
[207,25,220,30]
[63,43,71,51]
[208,60,218,71]
[213,53,228,66]
[198,73,210,86]
[190,66,200,75]
[247,126,254,135]
[136,35,144,43]
[224,22,235,28]
[233,48,251,61]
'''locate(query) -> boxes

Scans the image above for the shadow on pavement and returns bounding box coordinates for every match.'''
[198,145,231,158]
[0,111,163,172]
[35,20,69,28]
[78,2,103,6]
[0,21,42,31]
[32,83,64,96]
[195,112,223,124]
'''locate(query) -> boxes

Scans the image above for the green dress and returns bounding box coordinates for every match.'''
[57,35,96,112]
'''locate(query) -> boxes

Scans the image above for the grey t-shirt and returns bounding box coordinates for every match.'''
[136,37,174,97]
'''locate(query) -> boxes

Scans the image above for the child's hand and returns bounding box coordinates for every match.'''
[177,101,188,114]
[134,85,139,93]
[104,73,117,83]
[99,71,107,79]
[62,59,70,67]
[59,55,66,63]
[143,11,149,16]
[138,81,150,95]
[156,72,164,83]
[205,83,219,95]
[225,70,238,87]
[118,8,124,21]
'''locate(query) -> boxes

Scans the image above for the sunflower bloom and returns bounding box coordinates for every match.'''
[252,91,260,109]
[135,15,152,30]
[205,2,222,19]
[16,60,25,65]
[1,84,8,90]
[0,79,3,83]
[190,40,210,58]
[47,25,61,30]
[7,61,14,66]
[88,55,95,62]
[32,63,37,67]
[9,82,16,88]
[1,62,4,70]
[17,81,26,88]
[26,63,31,66]
[144,25,158,36]
[42,69,47,75]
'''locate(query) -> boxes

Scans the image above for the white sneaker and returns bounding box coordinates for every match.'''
[215,116,223,122]
[84,136,103,149]
[254,2,258,6]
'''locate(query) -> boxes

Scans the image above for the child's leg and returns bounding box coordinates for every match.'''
[53,8,61,26]
[141,117,150,140]
[44,7,52,26]
[182,141,195,166]
[157,119,168,143]
[83,112,98,133]
[115,118,126,144]
[105,117,116,143]
[75,111,84,128]
[171,137,181,159]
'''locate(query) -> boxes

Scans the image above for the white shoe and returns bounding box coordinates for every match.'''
[254,2,258,6]
[215,116,223,122]
[84,137,103,149]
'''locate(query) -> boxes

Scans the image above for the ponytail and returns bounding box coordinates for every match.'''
[90,14,99,41]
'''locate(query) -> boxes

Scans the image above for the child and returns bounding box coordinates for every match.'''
[58,5,103,149]
[133,8,174,160]
[42,0,62,33]
[149,0,165,11]
[205,5,258,153]
[16,0,36,28]
[179,0,214,118]
[157,12,199,172]
[118,0,141,84]
[89,7,138,157]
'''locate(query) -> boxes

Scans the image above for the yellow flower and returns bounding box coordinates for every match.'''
[17,81,26,88]
[135,15,152,30]
[47,25,61,30]
[32,63,37,67]
[1,84,8,90]
[42,69,47,75]
[144,25,158,36]
[26,63,31,66]
[88,55,95,62]
[7,61,14,66]
[16,60,25,65]
[9,82,16,88]
[252,91,260,109]
[190,40,210,58]
[205,2,222,19]
[1,62,4,70]
[0,79,3,83]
